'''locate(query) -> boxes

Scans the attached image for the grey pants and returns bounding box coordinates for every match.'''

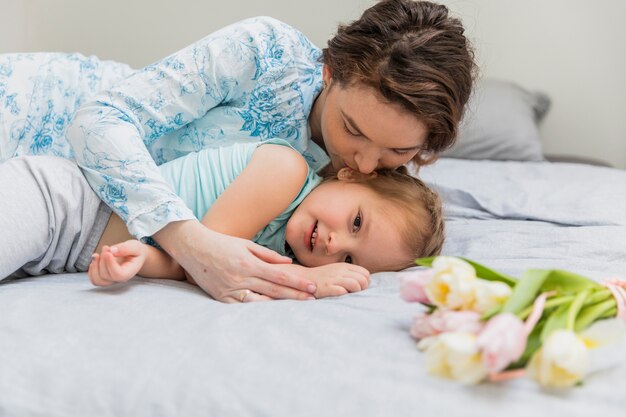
[0,156,111,280]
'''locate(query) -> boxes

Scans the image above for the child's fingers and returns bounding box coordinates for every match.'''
[352,270,369,290]
[338,277,363,293]
[351,266,370,288]
[89,254,109,287]
[329,286,349,297]
[98,247,114,283]
[109,240,141,258]
[88,255,100,285]
[103,250,137,282]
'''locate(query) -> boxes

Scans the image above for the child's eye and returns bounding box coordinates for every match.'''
[345,255,353,264]
[393,148,410,155]
[352,213,362,232]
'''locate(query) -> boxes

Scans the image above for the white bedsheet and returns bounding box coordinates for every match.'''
[1,159,625,417]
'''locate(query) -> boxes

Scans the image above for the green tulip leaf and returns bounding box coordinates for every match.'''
[539,270,602,294]
[502,269,552,315]
[540,303,570,342]
[414,257,436,268]
[414,256,517,286]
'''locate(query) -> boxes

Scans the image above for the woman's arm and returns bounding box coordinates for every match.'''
[67,18,318,301]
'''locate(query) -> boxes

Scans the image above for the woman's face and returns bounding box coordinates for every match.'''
[284,180,413,273]
[317,69,429,173]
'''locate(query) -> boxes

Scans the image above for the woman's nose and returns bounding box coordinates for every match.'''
[354,148,380,174]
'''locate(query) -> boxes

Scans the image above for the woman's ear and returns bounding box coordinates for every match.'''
[337,167,377,182]
[322,64,333,87]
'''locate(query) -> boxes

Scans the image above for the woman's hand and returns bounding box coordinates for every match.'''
[153,220,318,303]
[89,240,147,286]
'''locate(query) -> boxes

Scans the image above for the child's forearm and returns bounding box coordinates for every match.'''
[139,244,186,280]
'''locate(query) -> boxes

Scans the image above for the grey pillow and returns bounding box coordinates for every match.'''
[442,78,550,161]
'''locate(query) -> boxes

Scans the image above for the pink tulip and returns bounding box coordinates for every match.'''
[410,310,483,340]
[400,269,434,304]
[476,313,527,373]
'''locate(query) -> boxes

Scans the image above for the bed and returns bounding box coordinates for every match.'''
[1,80,625,417]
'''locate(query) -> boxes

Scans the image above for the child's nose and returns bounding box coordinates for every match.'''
[325,231,352,258]
[325,231,343,256]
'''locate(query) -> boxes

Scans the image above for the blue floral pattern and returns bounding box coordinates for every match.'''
[0,17,328,239]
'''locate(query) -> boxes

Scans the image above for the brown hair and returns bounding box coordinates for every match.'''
[323,0,477,165]
[323,166,445,271]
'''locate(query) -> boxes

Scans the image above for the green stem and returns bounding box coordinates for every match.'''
[567,289,591,331]
[599,307,618,320]
[574,299,617,332]
[584,288,612,304]
[517,295,574,320]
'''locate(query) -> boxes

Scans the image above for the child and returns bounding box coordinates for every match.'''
[0,139,444,301]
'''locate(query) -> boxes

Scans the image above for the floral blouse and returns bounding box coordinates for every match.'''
[0,17,327,239]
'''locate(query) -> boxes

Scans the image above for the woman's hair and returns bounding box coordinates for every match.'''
[323,166,445,271]
[323,0,477,165]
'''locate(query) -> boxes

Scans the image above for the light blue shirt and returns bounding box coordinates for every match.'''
[159,139,321,255]
[0,17,329,240]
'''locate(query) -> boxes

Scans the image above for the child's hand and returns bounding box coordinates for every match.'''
[88,240,147,287]
[304,263,370,298]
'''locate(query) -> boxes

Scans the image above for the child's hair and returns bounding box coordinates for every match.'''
[323,166,445,271]
[323,0,477,165]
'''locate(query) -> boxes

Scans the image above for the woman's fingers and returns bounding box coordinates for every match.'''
[256,262,317,296]
[221,290,273,304]
[243,292,273,302]
[248,243,293,265]
[244,276,316,301]
[248,244,317,295]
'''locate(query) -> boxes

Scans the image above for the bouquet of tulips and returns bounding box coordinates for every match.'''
[401,256,626,388]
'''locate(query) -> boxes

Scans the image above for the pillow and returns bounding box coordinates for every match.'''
[442,78,550,161]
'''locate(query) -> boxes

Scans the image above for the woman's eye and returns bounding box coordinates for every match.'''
[352,213,362,232]
[343,123,359,136]
[345,255,353,264]
[393,149,410,155]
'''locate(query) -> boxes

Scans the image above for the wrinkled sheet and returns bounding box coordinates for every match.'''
[1,159,625,417]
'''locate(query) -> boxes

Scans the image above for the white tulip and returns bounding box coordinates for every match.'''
[418,332,488,384]
[473,280,513,314]
[425,257,478,310]
[527,329,589,388]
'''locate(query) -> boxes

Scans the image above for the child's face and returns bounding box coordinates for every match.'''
[285,181,412,272]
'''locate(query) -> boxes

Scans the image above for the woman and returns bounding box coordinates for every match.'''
[0,0,475,302]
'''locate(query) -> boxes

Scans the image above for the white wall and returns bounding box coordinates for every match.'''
[2,0,625,167]
[441,0,626,168]
[1,0,369,66]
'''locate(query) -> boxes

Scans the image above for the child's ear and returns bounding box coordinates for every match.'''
[337,167,377,182]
